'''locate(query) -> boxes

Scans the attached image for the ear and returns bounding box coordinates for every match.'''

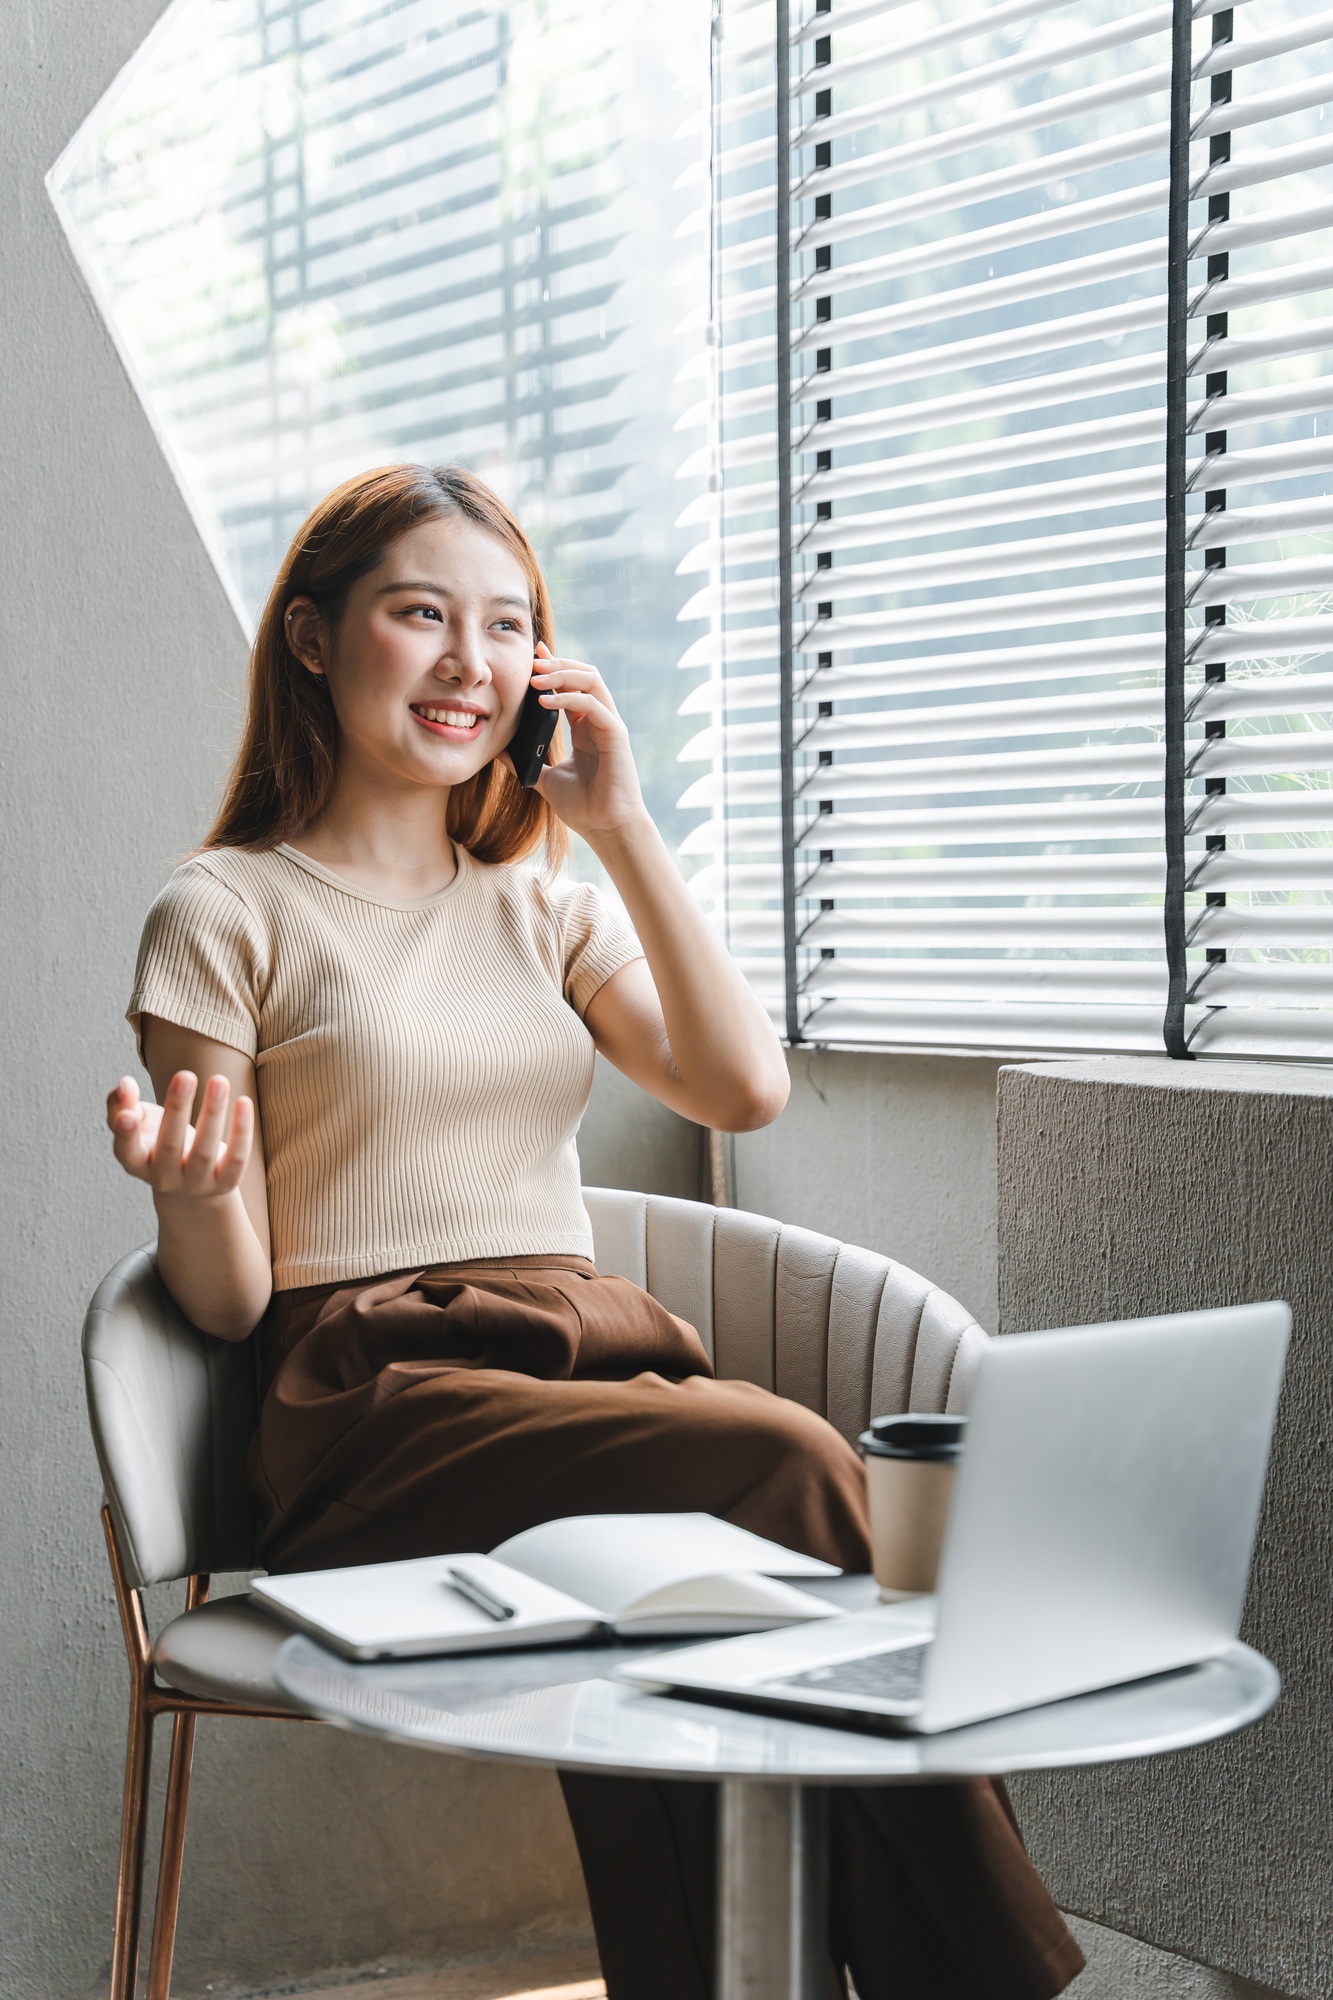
[284,596,327,676]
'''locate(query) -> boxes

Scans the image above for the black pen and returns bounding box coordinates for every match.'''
[448,1563,518,1621]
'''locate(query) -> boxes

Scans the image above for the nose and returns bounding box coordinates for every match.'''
[434,614,492,690]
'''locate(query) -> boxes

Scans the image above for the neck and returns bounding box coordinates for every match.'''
[293,763,457,898]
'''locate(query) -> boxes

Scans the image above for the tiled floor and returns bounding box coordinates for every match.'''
[258,1947,604,2000]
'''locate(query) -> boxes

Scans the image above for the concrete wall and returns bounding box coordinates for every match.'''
[580,1054,704,1203]
[1068,1917,1288,2000]
[733,1047,1002,1330]
[997,1059,1333,2000]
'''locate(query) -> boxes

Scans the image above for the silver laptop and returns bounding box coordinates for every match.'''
[620,1302,1289,1734]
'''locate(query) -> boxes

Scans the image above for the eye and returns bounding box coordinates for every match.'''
[494,616,525,633]
[405,603,442,621]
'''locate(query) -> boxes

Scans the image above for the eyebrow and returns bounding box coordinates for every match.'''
[378,579,530,611]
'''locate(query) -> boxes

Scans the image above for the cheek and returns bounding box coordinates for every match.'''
[494,654,533,720]
[369,622,425,684]
[333,629,421,727]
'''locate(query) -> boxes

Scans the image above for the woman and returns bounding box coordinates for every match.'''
[105,464,1082,2000]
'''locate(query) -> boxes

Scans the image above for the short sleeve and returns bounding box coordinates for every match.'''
[550,878,644,1019]
[127,860,269,1062]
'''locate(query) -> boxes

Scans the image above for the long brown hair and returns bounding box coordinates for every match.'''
[202,463,567,867]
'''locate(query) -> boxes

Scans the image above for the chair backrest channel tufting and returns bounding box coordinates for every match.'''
[583,1189,989,1443]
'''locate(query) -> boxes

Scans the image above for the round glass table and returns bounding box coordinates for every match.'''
[275,1595,1278,2000]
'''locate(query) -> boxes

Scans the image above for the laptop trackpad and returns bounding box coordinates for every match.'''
[775,1641,929,1705]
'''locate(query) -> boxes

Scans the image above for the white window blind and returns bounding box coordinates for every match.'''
[677,0,1333,1057]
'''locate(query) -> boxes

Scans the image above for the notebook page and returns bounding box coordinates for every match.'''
[252,1552,601,1659]
[613,1569,840,1636]
[488,1512,841,1619]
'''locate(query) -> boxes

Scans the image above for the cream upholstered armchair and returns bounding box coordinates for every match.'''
[82,1188,989,2000]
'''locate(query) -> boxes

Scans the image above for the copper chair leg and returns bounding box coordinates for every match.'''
[145,1708,197,2000]
[104,1507,156,2000]
[109,1673,155,2000]
[99,1507,314,1998]
[144,1571,209,2000]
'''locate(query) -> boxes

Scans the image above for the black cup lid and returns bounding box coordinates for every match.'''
[859,1413,966,1461]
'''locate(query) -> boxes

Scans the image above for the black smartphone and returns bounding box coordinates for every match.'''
[507,670,561,787]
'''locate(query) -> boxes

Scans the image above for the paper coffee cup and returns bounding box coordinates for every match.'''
[859,1414,967,1600]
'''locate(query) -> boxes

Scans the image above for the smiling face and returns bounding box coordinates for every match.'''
[291,512,536,795]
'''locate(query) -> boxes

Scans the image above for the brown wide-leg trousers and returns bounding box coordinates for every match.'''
[248,1257,1084,2000]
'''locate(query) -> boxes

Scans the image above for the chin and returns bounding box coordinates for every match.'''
[404,742,498,787]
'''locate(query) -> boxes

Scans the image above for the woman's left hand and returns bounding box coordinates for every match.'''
[527,643,648,840]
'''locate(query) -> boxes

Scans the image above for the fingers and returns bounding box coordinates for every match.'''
[533,657,598,678]
[532,662,609,693]
[153,1071,197,1186]
[107,1076,153,1179]
[105,1070,251,1196]
[532,686,625,737]
[212,1096,255,1194]
[181,1074,231,1190]
[531,659,619,715]
[106,1075,140,1131]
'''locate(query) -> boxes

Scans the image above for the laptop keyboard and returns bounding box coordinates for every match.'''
[777,1642,929,1704]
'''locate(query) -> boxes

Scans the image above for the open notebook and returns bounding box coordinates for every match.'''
[251,1512,842,1660]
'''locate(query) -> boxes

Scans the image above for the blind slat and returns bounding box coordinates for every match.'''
[700,853,1333,898]
[795,0,1085,98]
[1188,252,1333,318]
[680,595,1333,676]
[683,657,1333,723]
[800,116,1162,211]
[720,905,1333,947]
[1191,614,1333,661]
[794,4,1170,112]
[795,125,1167,240]
[683,517,1165,617]
[722,177,1168,285]
[795,239,1165,344]
[797,961,1333,1003]
[1191,197,1333,263]
[678,744,1167,806]
[677,466,1164,571]
[1194,5,1333,75]
[1194,65,1333,140]
[727,905,1333,948]
[680,636,1166,701]
[681,682,1166,757]
[678,789,1333,852]
[801,61,1170,172]
[680,403,1166,484]
[1191,556,1333,605]
[693,857,1171,895]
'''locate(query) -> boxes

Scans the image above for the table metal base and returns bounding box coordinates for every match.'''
[718,1780,829,2000]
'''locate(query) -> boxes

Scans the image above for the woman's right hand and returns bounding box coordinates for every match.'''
[106,1070,255,1200]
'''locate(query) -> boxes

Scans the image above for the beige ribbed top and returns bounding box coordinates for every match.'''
[128,843,643,1288]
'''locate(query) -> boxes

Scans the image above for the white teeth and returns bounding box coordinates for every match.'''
[415,706,481,728]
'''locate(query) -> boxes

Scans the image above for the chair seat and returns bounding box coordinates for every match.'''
[153,1596,302,1712]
